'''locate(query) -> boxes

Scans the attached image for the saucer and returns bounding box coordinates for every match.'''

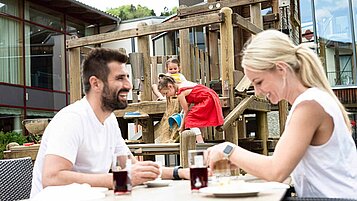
[143,180,171,188]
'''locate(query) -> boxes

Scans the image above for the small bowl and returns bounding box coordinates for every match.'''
[22,118,51,135]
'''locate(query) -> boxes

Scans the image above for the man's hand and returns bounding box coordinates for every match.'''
[130,161,160,186]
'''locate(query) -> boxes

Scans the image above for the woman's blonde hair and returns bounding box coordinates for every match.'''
[242,29,351,132]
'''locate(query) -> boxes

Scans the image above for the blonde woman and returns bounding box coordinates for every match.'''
[207,30,357,198]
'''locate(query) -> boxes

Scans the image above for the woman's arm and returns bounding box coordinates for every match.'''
[208,100,330,182]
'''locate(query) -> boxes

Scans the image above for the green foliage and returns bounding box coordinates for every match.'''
[106,4,155,21]
[160,6,178,16]
[0,131,28,159]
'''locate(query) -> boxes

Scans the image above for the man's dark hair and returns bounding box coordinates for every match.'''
[82,48,128,93]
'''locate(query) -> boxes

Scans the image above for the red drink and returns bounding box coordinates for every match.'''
[113,170,131,195]
[189,167,208,190]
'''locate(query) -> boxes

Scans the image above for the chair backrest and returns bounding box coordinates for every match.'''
[0,157,33,201]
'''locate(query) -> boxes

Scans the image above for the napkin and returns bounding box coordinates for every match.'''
[32,183,106,201]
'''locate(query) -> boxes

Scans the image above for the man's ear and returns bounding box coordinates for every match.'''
[89,76,102,92]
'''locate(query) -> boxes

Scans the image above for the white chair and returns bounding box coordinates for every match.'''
[0,157,33,201]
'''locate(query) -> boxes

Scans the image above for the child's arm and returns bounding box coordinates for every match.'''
[151,83,165,100]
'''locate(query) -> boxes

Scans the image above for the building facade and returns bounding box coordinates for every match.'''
[0,0,119,133]
[300,0,357,143]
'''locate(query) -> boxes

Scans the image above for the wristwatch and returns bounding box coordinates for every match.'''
[223,144,235,160]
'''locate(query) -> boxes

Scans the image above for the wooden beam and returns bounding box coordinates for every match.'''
[232,13,263,34]
[178,0,269,17]
[113,101,167,117]
[67,13,224,49]
[179,29,192,81]
[221,96,254,131]
[69,47,81,103]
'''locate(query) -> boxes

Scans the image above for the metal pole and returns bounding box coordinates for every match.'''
[348,0,357,85]
[311,0,319,54]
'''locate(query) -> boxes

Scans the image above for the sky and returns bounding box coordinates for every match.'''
[77,0,179,16]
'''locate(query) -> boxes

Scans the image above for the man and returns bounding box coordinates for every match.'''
[31,48,188,198]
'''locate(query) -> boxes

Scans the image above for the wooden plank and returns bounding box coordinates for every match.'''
[178,0,269,17]
[69,47,81,103]
[204,51,210,87]
[67,13,224,49]
[137,23,152,102]
[199,49,205,85]
[195,46,200,82]
[232,13,263,35]
[179,29,192,81]
[221,96,255,131]
[208,30,220,80]
[114,101,167,117]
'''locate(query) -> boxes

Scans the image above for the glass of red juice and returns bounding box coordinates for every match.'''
[188,150,208,191]
[112,153,132,195]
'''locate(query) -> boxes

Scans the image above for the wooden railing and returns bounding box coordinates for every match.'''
[332,86,357,107]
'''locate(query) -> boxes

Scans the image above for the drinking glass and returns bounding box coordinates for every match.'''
[188,150,208,191]
[112,152,132,195]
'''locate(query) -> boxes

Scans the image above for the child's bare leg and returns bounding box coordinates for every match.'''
[191,127,204,143]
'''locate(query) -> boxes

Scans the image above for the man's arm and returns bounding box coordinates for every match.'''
[42,154,112,189]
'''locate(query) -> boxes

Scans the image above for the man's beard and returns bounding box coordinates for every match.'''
[101,83,128,112]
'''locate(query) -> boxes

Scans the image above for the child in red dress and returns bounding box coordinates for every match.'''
[158,76,224,138]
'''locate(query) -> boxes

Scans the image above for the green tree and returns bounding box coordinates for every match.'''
[106,4,155,21]
[160,6,178,16]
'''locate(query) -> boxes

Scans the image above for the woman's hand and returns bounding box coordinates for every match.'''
[206,142,236,169]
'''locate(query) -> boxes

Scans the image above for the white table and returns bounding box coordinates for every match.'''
[93,179,287,201]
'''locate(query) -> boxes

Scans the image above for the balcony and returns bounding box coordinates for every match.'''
[332,86,357,108]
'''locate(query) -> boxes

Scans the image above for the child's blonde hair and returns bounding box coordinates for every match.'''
[165,58,180,71]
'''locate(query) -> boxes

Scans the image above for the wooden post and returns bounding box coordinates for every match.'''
[220,7,238,145]
[137,22,152,102]
[199,50,205,85]
[207,0,220,81]
[250,3,263,30]
[179,29,192,81]
[208,30,220,81]
[195,46,200,83]
[256,111,268,155]
[180,130,196,168]
[129,53,144,103]
[69,47,81,103]
[278,100,289,135]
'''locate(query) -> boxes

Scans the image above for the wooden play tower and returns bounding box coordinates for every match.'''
[66,0,301,167]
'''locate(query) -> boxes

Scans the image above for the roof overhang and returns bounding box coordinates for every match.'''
[27,0,120,26]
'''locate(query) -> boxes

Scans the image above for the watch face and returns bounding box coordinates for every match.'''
[223,145,234,155]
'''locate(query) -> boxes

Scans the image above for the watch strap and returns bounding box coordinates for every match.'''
[173,166,183,180]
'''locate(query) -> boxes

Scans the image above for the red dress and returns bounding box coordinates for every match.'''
[177,84,224,129]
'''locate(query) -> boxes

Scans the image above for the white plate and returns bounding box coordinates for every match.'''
[144,180,171,187]
[91,187,109,193]
[199,186,259,198]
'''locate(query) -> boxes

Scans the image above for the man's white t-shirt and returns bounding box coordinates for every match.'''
[30,97,129,198]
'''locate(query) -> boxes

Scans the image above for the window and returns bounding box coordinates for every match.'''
[0,17,23,85]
